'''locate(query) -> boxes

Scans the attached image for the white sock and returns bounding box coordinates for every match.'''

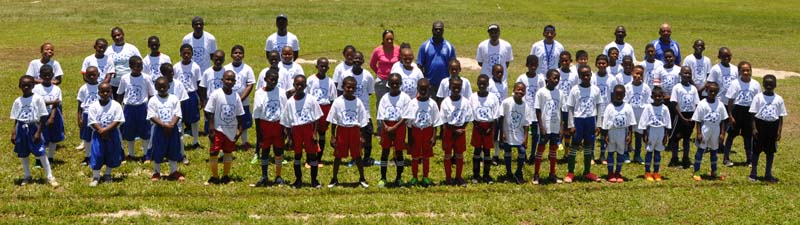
[169,161,178,173]
[82,140,89,148]
[153,162,161,174]
[92,170,101,179]
[494,141,501,157]
[191,123,199,144]
[242,129,249,144]
[38,156,54,179]
[127,141,135,156]
[21,157,31,178]
[142,139,150,155]
[104,167,113,176]
[180,139,186,156]
[48,143,57,158]
[84,141,91,157]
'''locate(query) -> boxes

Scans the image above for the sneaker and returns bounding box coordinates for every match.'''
[242,143,252,151]
[471,176,480,184]
[491,157,500,166]
[634,156,644,164]
[34,159,42,169]
[311,180,322,188]
[483,175,494,184]
[724,160,734,167]
[547,175,563,184]
[89,178,100,187]
[292,180,302,189]
[346,160,355,167]
[693,175,702,181]
[408,177,419,186]
[47,178,59,187]
[80,157,90,166]
[394,179,404,187]
[616,173,625,183]
[513,173,524,184]
[281,159,289,165]
[532,176,540,185]
[421,177,433,187]
[644,172,654,182]
[305,163,311,169]
[150,173,161,181]
[667,160,679,167]
[584,173,600,182]
[456,178,467,187]
[359,179,369,188]
[682,160,691,170]
[205,177,219,185]
[748,176,758,182]
[624,159,632,164]
[102,174,113,183]
[169,172,186,181]
[377,179,386,188]
[765,176,779,183]
[564,173,575,183]
[590,159,595,165]
[20,177,32,186]
[601,160,608,165]
[182,157,190,165]
[274,177,285,186]
[75,142,85,150]
[443,178,454,186]
[220,175,232,184]
[251,177,269,187]
[608,174,618,183]
[327,179,339,188]
[653,173,663,181]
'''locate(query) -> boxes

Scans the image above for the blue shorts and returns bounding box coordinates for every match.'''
[91,129,124,170]
[181,91,200,124]
[241,105,253,129]
[538,133,560,145]
[149,125,183,163]
[42,106,65,143]
[121,104,150,141]
[80,113,92,141]
[572,117,596,146]
[14,122,46,158]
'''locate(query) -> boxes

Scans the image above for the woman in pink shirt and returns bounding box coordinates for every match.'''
[370,30,400,137]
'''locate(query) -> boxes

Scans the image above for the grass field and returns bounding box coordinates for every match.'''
[1,0,800,224]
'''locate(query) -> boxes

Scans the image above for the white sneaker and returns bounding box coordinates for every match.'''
[75,142,85,150]
[48,177,60,187]
[359,180,369,188]
[89,178,100,187]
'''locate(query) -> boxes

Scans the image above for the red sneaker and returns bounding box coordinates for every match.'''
[607,173,617,182]
[169,171,186,181]
[564,173,575,183]
[616,173,624,183]
[150,173,161,181]
[653,173,662,181]
[584,173,600,182]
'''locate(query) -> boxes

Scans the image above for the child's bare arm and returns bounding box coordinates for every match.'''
[10,121,17,145]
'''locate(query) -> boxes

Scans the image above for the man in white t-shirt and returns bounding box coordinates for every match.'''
[530,25,564,75]
[603,26,636,66]
[182,16,218,72]
[476,24,513,83]
[265,14,299,61]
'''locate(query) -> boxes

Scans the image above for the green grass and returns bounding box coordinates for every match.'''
[1,0,800,224]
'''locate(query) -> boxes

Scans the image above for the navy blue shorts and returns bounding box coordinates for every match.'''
[241,105,253,129]
[182,91,200,124]
[14,122,46,158]
[149,125,183,163]
[42,106,65,143]
[91,129,124,170]
[121,104,150,141]
[80,113,92,141]
[539,133,560,145]
[572,117,597,146]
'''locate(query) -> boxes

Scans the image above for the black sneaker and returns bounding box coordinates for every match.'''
[668,159,679,167]
[681,159,692,169]
[765,176,780,183]
[514,172,525,184]
[471,175,481,184]
[205,177,219,185]
[327,178,339,188]
[491,157,500,166]
[251,177,269,187]
[80,157,90,166]
[455,178,467,187]
[548,175,564,184]
[311,180,322,189]
[292,180,302,189]
[220,175,232,184]
[482,175,494,184]
[274,176,285,186]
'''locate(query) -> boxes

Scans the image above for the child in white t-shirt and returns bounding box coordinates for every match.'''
[592,54,620,164]
[87,83,125,187]
[749,75,786,183]
[669,66,700,169]
[224,45,256,151]
[440,77,474,186]
[199,50,226,135]
[533,69,563,185]
[682,40,711,98]
[32,66,64,167]
[146,77,184,182]
[565,65,602,183]
[601,85,636,183]
[335,51,376,164]
[691,82,728,181]
[204,71,246,185]
[106,27,142,93]
[333,45,356,93]
[500,82,536,184]
[516,55,546,164]
[618,56,635,85]
[26,43,64,85]
[624,65,651,164]
[174,44,203,150]
[307,58,338,167]
[251,68,287,187]
[376,74,413,187]
[77,67,102,165]
[557,51,579,159]
[469,74,501,184]
[116,56,155,161]
[11,75,58,187]
[639,86,671,182]
[269,46,305,91]
[391,43,424,98]
[606,47,622,76]
[640,44,664,89]
[402,78,441,187]
[723,61,760,167]
[81,38,115,85]
[142,36,171,81]
[437,59,473,100]
[327,76,371,188]
[280,75,324,189]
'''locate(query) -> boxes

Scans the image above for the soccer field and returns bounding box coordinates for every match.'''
[1,1,799,224]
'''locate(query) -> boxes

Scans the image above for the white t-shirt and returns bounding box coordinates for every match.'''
[617,73,633,85]
[476,39,514,82]
[253,87,287,122]
[174,61,202,92]
[530,40,565,74]
[116,74,156,106]
[657,66,680,96]
[567,85,602,120]
[326,96,370,128]
[591,73,621,105]
[169,81,190,102]
[749,93,787,122]
[725,79,761,107]
[469,93,501,122]
[224,63,256,106]
[10,95,49,123]
[182,31,218,71]
[199,67,225,98]
[638,104,672,130]
[403,98,442,129]
[692,99,729,136]
[706,63,739,103]
[607,64,622,77]
[603,42,637,66]
[501,97,535,145]
[281,95,323,127]
[488,80,508,101]
[333,62,353,86]
[624,82,651,110]
[143,54,172,80]
[601,103,636,131]
[670,84,700,112]
[436,77,473,99]
[266,62,304,90]
[557,69,579,112]
[147,94,182,124]
[535,87,561,134]
[32,84,62,111]
[307,75,338,106]
[377,92,412,122]
[105,43,142,86]
[440,97,474,127]
[682,55,711,93]
[336,69,375,114]
[88,100,125,129]
[82,54,116,83]
[516,73,546,108]
[640,60,664,89]
[390,62,423,98]
[26,59,64,79]
[204,89,245,140]
[265,32,300,52]
[77,83,100,111]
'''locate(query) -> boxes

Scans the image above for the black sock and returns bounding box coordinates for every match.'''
[482,149,491,177]
[472,148,482,178]
[395,154,405,180]
[380,149,389,180]
[293,158,302,182]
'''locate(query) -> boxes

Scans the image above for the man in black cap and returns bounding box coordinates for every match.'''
[265,13,300,60]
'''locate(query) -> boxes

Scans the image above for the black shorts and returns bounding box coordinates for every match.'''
[729,105,753,136]
[754,119,779,154]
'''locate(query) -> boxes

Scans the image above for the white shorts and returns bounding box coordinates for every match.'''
[633,108,644,134]
[646,127,666,152]
[607,128,627,154]
[696,128,721,150]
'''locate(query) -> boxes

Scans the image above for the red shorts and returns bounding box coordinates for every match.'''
[211,130,236,154]
[317,104,332,133]
[334,126,361,158]
[442,125,466,155]
[291,123,320,154]
[410,127,434,158]
[257,120,285,149]
[470,121,495,148]
[380,121,407,150]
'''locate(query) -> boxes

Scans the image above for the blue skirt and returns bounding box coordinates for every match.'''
[42,105,65,143]
[182,91,200,124]
[148,124,184,163]
[14,122,46,158]
[121,104,151,141]
[80,113,92,141]
[90,129,124,170]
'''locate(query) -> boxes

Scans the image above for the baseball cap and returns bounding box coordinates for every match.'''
[488,24,499,31]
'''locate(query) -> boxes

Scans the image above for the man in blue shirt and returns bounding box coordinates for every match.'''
[417,21,457,102]
[650,23,681,65]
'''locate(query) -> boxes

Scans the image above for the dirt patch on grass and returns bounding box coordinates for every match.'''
[254,212,476,222]
[87,208,180,218]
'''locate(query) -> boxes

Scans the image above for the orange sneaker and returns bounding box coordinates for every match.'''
[645,172,654,182]
[653,173,662,181]
[693,174,702,181]
[564,173,575,183]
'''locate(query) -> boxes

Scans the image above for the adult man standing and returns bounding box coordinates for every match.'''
[603,26,636,66]
[476,24,513,83]
[650,23,681,65]
[530,25,564,75]
[417,21,456,102]
[182,16,218,72]
[265,14,299,61]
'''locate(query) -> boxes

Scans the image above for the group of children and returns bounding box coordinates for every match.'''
[11,25,787,188]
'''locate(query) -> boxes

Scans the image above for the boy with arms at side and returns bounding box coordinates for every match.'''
[281,75,324,189]
[682,40,711,99]
[565,65,603,183]
[623,65,651,165]
[251,68,287,187]
[204,71,245,185]
[516,56,546,164]
[499,82,535,184]
[724,61,760,166]
[87,83,125,187]
[199,50,226,136]
[601,85,636,183]
[439,77,474,186]
[376,73,412,187]
[142,36,171,80]
[691,82,728,181]
[335,51,376,165]
[749,75,786,183]
[116,56,156,161]
[33,65,64,167]
[403,78,442,187]
[639,86,671,181]
[77,67,102,165]
[147,77,185,181]
[669,66,700,169]
[327,76,371,188]
[469,74,501,184]
[174,44,203,150]
[533,69,564,184]
[306,58,338,167]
